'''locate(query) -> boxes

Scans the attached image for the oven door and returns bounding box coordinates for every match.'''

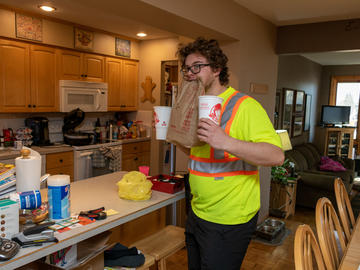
[74,150,94,181]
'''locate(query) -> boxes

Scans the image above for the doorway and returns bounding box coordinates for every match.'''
[159,60,178,174]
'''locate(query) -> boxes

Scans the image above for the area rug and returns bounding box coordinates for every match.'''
[251,228,291,246]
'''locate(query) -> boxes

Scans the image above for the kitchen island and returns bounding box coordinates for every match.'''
[0,171,185,270]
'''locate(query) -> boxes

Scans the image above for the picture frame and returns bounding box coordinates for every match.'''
[15,13,42,42]
[282,89,294,137]
[295,90,305,113]
[274,92,281,129]
[115,37,131,57]
[292,115,304,137]
[74,28,94,50]
[304,94,312,131]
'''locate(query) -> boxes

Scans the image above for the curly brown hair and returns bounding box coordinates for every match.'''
[177,37,229,86]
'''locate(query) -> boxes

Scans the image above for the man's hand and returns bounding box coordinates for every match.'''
[197,118,228,150]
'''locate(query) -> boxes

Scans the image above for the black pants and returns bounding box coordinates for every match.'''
[185,209,258,270]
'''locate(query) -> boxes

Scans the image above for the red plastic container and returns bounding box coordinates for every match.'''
[148,174,184,194]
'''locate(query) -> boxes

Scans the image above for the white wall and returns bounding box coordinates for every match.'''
[277,55,323,144]
[141,0,279,222]
[138,38,181,175]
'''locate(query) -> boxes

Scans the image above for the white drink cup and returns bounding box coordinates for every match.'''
[198,96,223,125]
[153,106,172,140]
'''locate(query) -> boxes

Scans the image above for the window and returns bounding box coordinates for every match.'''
[330,76,360,138]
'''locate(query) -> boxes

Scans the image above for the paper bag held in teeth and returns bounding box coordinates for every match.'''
[166,79,205,148]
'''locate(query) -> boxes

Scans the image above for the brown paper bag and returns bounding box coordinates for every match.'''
[166,79,205,148]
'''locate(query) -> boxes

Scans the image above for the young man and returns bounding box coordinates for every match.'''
[178,37,284,269]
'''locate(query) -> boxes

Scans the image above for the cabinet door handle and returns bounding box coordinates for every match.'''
[32,105,36,108]
[85,74,88,77]
[134,157,138,161]
[28,104,31,108]
[59,159,63,163]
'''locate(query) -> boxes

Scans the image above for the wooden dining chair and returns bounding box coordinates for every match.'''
[315,197,347,270]
[334,177,356,241]
[294,224,326,270]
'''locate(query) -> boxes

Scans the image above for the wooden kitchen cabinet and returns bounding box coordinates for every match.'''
[122,141,150,171]
[0,39,30,112]
[46,151,74,181]
[30,45,58,112]
[106,57,138,111]
[58,49,105,82]
[0,40,57,112]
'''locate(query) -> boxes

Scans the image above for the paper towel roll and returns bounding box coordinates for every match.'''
[15,147,41,192]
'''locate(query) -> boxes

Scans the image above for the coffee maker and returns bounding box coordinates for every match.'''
[25,117,51,146]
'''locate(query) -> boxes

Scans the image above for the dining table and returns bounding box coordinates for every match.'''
[339,215,360,270]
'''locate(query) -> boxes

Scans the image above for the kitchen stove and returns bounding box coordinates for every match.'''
[72,140,123,181]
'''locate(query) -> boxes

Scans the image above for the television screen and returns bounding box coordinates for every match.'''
[320,105,350,125]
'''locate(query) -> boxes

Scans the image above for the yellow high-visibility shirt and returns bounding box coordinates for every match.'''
[189,87,282,224]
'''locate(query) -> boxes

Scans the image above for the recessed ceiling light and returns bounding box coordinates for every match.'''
[137,32,147,37]
[38,5,56,12]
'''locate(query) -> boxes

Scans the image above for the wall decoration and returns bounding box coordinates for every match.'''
[295,90,305,112]
[115,37,131,57]
[274,92,281,129]
[15,13,42,41]
[74,28,94,50]
[282,89,294,137]
[292,115,304,137]
[304,94,312,131]
[141,76,156,103]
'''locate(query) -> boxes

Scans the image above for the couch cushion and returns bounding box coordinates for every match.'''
[304,143,322,164]
[294,145,317,169]
[285,149,309,171]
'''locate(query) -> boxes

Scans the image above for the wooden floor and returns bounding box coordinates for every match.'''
[166,206,316,270]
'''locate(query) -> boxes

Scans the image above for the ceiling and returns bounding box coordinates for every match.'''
[233,0,360,65]
[233,0,360,26]
[1,0,360,65]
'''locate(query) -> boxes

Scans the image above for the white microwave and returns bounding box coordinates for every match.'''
[59,80,108,112]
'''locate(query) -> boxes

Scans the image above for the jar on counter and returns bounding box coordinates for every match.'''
[136,121,146,137]
[0,136,4,150]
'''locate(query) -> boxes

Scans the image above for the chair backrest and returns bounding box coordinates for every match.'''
[334,177,356,241]
[294,224,326,270]
[315,197,347,270]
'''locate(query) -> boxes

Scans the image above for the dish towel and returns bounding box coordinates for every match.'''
[99,146,122,172]
[92,149,106,168]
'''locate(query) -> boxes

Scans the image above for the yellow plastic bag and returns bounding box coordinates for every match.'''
[116,171,153,201]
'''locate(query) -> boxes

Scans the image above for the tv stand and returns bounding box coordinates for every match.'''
[314,127,355,158]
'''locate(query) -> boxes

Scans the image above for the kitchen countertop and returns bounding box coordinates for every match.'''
[0,137,151,160]
[0,171,184,270]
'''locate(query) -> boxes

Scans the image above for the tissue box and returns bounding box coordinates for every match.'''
[0,199,19,238]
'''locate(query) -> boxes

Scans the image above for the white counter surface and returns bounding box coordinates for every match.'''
[0,171,184,270]
[0,137,151,160]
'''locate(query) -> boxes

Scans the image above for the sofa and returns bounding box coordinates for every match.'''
[285,143,355,208]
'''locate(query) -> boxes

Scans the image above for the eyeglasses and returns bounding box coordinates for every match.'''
[181,63,211,75]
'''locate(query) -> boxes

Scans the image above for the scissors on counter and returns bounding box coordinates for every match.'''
[79,207,107,220]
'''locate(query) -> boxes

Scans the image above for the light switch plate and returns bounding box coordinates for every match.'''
[250,83,269,94]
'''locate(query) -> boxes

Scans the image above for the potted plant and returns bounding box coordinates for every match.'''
[271,159,295,185]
